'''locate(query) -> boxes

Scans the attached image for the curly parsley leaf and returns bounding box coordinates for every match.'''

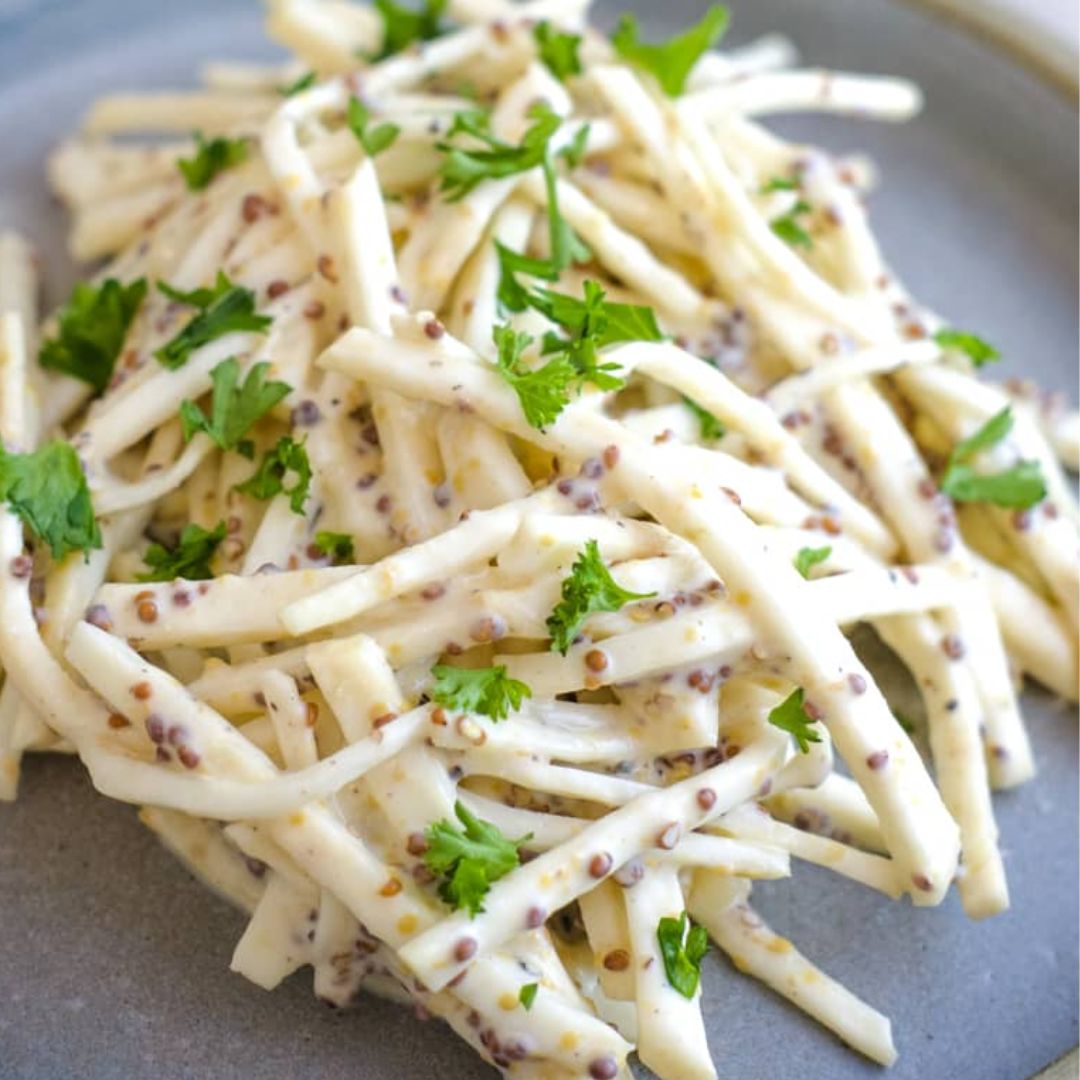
[374,0,447,59]
[424,801,530,917]
[934,327,1000,368]
[793,545,831,579]
[156,271,272,370]
[430,662,532,722]
[534,21,583,81]
[38,278,147,394]
[278,71,316,97]
[138,521,225,582]
[235,436,311,514]
[767,687,821,754]
[771,199,813,249]
[612,6,729,97]
[547,539,656,654]
[493,323,579,430]
[313,531,355,563]
[683,396,725,441]
[177,132,249,192]
[346,96,401,157]
[657,912,710,998]
[519,983,539,1010]
[0,441,101,562]
[940,407,1046,509]
[179,357,292,456]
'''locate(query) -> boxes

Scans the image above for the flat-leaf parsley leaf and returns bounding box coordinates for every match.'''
[612,6,729,97]
[156,271,272,370]
[430,662,532,722]
[657,911,710,998]
[138,521,225,582]
[235,436,312,514]
[547,539,656,654]
[424,801,530,916]
[177,133,249,191]
[0,441,101,561]
[767,687,821,754]
[179,357,292,456]
[39,277,147,394]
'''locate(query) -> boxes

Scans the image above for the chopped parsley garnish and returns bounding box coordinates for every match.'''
[532,279,662,383]
[657,911,709,998]
[156,271,272,370]
[939,407,1046,509]
[235,436,312,514]
[534,21,583,81]
[934,328,1000,368]
[493,280,660,429]
[138,521,225,582]
[176,132,249,191]
[611,6,729,97]
[767,688,821,754]
[771,199,813,249]
[430,662,532,722]
[438,102,558,202]
[346,97,401,157]
[313,531,355,563]
[374,0,447,59]
[547,539,656,654]
[493,324,578,431]
[424,801,530,917]
[761,176,799,194]
[38,277,147,394]
[179,357,292,457]
[519,983,539,1010]
[278,71,316,97]
[793,545,831,579]
[683,396,725,441]
[0,441,101,561]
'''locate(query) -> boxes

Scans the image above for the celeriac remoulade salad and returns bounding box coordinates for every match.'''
[0,1,1077,1077]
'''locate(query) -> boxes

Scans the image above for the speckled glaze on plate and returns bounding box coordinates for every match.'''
[0,2,1076,1078]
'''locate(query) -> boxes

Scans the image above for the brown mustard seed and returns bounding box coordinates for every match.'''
[657,823,681,850]
[696,787,717,810]
[303,300,326,320]
[177,745,201,770]
[131,681,152,701]
[406,832,428,856]
[145,715,166,744]
[107,713,130,730]
[803,699,825,721]
[588,852,613,878]
[584,649,608,673]
[603,949,630,972]
[85,604,112,630]
[9,555,32,578]
[912,873,933,892]
[848,672,867,695]
[941,634,966,660]
[866,750,890,770]
[316,254,339,283]
[155,746,172,763]
[589,1056,618,1080]
[453,937,478,962]
[136,599,158,624]
[379,878,404,897]
[430,707,448,726]
[423,318,446,340]
[525,905,546,929]
[267,279,290,299]
[373,712,398,729]
[602,444,620,469]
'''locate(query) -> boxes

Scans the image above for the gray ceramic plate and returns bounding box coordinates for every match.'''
[0,2,1076,1078]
